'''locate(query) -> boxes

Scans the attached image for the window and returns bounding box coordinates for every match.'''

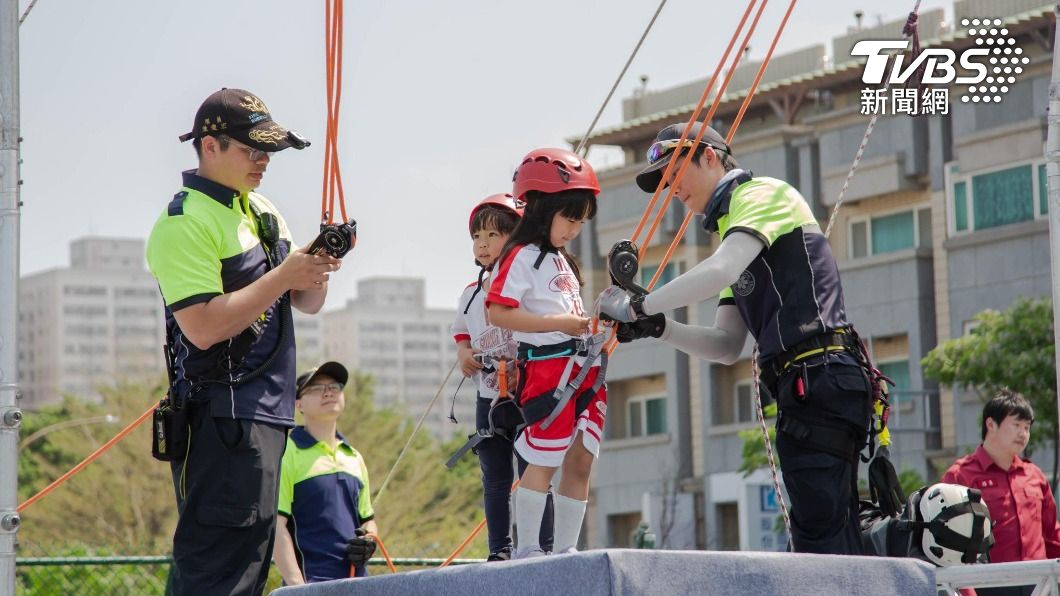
[627,395,667,437]
[641,263,676,288]
[849,208,929,258]
[877,359,911,405]
[950,160,1048,234]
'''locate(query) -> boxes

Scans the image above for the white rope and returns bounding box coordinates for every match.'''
[752,346,793,549]
[373,359,457,506]
[575,0,669,157]
[19,0,41,24]
[825,113,879,238]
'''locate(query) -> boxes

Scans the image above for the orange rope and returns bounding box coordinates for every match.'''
[636,0,769,258]
[627,0,760,246]
[323,0,348,225]
[438,478,520,568]
[605,0,799,357]
[17,403,156,513]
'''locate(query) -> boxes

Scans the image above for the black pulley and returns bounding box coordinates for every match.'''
[607,239,649,296]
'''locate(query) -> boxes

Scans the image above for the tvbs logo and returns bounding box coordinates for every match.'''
[852,18,1028,104]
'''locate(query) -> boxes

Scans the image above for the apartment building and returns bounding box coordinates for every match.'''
[322,277,466,440]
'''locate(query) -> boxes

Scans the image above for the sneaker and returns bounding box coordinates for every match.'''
[555,546,578,555]
[511,547,547,560]
[486,548,512,562]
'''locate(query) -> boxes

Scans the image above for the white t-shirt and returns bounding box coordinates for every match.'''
[486,244,591,351]
[451,280,518,400]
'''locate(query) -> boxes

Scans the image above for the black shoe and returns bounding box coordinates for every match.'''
[487,548,512,562]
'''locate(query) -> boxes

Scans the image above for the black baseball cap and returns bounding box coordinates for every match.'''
[635,122,736,192]
[296,361,350,397]
[178,88,310,152]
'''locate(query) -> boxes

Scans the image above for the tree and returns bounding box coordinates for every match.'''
[922,296,1057,488]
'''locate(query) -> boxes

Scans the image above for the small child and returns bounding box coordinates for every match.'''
[487,148,604,558]
[451,194,552,560]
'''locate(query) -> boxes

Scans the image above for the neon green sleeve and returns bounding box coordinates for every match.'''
[724,178,813,248]
[358,456,374,521]
[146,214,223,310]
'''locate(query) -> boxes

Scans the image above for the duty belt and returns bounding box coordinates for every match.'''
[759,328,856,388]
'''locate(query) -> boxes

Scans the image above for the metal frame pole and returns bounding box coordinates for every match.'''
[0,0,21,592]
[1048,2,1060,497]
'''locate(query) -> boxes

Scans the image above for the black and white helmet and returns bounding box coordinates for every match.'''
[916,483,994,566]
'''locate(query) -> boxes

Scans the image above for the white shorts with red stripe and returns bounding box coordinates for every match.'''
[514,358,607,468]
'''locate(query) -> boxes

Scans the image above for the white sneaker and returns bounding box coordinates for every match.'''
[555,546,578,555]
[511,547,547,560]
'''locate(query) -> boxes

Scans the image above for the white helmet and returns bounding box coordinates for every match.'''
[917,483,994,567]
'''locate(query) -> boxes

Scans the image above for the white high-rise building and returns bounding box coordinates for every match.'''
[18,237,165,409]
[323,277,467,440]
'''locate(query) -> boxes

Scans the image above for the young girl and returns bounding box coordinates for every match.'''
[486,148,603,558]
[451,194,553,561]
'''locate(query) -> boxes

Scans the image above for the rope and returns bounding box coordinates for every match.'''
[752,347,793,550]
[18,0,41,24]
[370,533,398,574]
[574,0,669,157]
[17,403,156,513]
[322,0,348,224]
[825,0,922,239]
[438,479,519,568]
[626,0,762,246]
[372,360,458,506]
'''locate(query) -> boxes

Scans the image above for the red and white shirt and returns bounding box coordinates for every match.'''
[486,244,592,356]
[451,280,517,400]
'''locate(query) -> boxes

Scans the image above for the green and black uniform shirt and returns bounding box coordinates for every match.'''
[278,427,375,581]
[146,171,297,425]
[715,176,850,362]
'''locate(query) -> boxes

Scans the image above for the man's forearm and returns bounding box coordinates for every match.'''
[274,521,305,586]
[173,267,289,350]
[643,232,763,315]
[658,305,748,364]
[292,283,327,314]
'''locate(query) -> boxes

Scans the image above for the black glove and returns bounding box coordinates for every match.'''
[614,313,666,343]
[346,527,376,566]
[868,448,905,518]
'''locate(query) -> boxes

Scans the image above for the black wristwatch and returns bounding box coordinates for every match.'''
[631,294,648,319]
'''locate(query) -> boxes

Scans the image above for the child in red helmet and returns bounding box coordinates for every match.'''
[450,194,553,561]
[487,148,604,558]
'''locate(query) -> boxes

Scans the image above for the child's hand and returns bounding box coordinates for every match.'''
[457,345,483,377]
[552,313,591,337]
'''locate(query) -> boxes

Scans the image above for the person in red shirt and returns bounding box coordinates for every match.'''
[942,390,1060,596]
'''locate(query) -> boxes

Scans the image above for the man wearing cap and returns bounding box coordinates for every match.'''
[274,362,378,584]
[599,122,899,555]
[147,88,343,594]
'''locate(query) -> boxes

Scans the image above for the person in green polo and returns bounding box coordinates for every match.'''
[274,362,378,584]
[147,88,343,596]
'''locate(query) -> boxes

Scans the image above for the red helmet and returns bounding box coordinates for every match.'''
[512,148,600,201]
[468,193,524,234]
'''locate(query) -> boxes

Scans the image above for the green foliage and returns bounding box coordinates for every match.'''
[922,296,1056,453]
[739,402,777,477]
[17,368,490,592]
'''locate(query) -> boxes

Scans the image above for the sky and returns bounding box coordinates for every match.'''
[16,0,953,310]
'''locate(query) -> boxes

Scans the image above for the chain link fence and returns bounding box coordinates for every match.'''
[14,541,482,594]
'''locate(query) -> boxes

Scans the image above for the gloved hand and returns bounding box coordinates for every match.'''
[615,313,667,343]
[868,447,905,518]
[597,286,638,323]
[346,527,377,566]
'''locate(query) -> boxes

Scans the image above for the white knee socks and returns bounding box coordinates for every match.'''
[514,486,549,552]
[552,493,587,553]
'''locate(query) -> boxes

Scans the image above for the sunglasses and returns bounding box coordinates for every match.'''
[646,138,728,165]
[220,135,274,162]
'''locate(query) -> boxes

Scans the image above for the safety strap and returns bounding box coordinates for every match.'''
[540,331,610,430]
[776,411,862,463]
